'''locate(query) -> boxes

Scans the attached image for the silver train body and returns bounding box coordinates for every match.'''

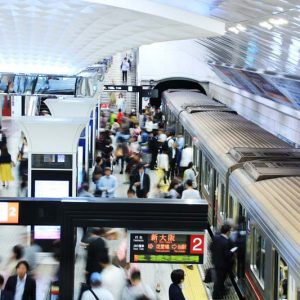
[162,89,300,300]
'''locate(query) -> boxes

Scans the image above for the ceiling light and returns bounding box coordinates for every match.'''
[236,24,246,31]
[228,27,239,34]
[259,21,273,30]
[269,18,288,25]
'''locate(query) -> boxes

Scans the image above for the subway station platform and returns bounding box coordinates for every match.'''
[0,117,210,300]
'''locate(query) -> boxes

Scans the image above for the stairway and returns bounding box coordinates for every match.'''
[100,50,137,113]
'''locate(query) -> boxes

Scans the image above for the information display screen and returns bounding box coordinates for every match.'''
[32,154,72,169]
[34,226,60,240]
[35,180,69,197]
[0,202,19,224]
[128,231,205,264]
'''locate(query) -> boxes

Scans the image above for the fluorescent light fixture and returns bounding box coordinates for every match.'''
[228,26,239,34]
[236,24,246,31]
[259,21,273,30]
[269,18,288,25]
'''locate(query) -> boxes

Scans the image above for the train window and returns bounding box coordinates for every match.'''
[202,155,213,196]
[276,255,289,300]
[251,227,266,286]
[218,182,226,217]
[227,194,239,223]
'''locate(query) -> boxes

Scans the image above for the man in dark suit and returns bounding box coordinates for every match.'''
[0,274,13,300]
[210,224,234,299]
[168,142,179,179]
[85,227,108,284]
[133,164,150,198]
[4,260,36,300]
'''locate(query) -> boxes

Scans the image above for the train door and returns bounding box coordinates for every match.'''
[193,145,200,189]
[236,204,247,279]
[227,194,239,223]
[201,154,215,226]
[273,253,293,300]
[216,178,226,229]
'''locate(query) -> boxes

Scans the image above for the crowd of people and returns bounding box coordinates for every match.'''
[79,104,201,202]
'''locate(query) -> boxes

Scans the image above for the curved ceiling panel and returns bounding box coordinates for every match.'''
[0,0,224,75]
[193,1,300,76]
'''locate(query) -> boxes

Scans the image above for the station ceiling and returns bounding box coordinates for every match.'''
[0,0,224,75]
[1,0,300,80]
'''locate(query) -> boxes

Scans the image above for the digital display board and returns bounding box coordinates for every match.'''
[0,202,19,224]
[128,231,205,264]
[34,226,60,240]
[35,180,69,197]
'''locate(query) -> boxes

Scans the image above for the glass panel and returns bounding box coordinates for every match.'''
[251,227,265,286]
[74,227,202,300]
[0,225,60,299]
[278,257,288,299]
[218,182,226,216]
[202,155,212,196]
[35,76,76,95]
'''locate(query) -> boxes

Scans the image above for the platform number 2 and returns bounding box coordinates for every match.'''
[8,206,17,217]
[190,235,204,254]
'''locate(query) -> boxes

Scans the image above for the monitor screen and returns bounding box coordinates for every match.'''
[35,180,69,197]
[34,226,60,240]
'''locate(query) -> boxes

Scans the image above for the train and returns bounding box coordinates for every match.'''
[161,89,300,300]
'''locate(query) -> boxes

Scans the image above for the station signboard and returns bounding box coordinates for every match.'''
[0,202,19,224]
[128,231,206,264]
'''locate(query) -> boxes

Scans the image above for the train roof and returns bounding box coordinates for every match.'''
[163,89,290,171]
[163,89,223,111]
[230,172,300,280]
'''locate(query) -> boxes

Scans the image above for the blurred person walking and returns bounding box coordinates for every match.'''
[96,167,117,198]
[0,125,7,149]
[17,136,28,179]
[133,164,150,198]
[81,272,113,300]
[0,147,14,188]
[5,261,36,300]
[121,269,156,300]
[85,228,109,285]
[169,269,186,300]
[0,274,13,300]
[183,162,198,188]
[179,145,193,176]
[210,224,235,299]
[181,180,201,199]
[4,245,24,277]
[120,57,130,83]
[100,255,126,300]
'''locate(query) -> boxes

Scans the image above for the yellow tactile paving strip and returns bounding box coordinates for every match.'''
[182,264,208,300]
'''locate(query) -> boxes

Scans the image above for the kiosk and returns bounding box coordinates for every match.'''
[44,98,97,179]
[17,117,87,197]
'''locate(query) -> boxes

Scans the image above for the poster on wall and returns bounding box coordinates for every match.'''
[263,76,300,108]
[242,71,292,105]
[214,66,261,95]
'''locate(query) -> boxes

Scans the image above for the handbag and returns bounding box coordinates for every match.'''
[78,283,99,300]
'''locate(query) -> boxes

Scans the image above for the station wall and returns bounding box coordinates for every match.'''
[209,82,300,146]
[137,40,219,83]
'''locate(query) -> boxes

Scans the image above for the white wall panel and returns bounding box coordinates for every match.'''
[137,40,221,83]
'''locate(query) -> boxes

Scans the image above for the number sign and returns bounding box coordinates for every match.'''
[0,202,19,224]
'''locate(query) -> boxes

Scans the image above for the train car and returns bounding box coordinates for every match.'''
[162,89,300,299]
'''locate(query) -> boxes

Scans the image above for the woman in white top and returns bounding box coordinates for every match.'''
[183,162,198,188]
[157,149,169,172]
[145,116,153,133]
[180,145,193,175]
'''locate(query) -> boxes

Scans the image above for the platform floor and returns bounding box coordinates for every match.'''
[0,117,209,300]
